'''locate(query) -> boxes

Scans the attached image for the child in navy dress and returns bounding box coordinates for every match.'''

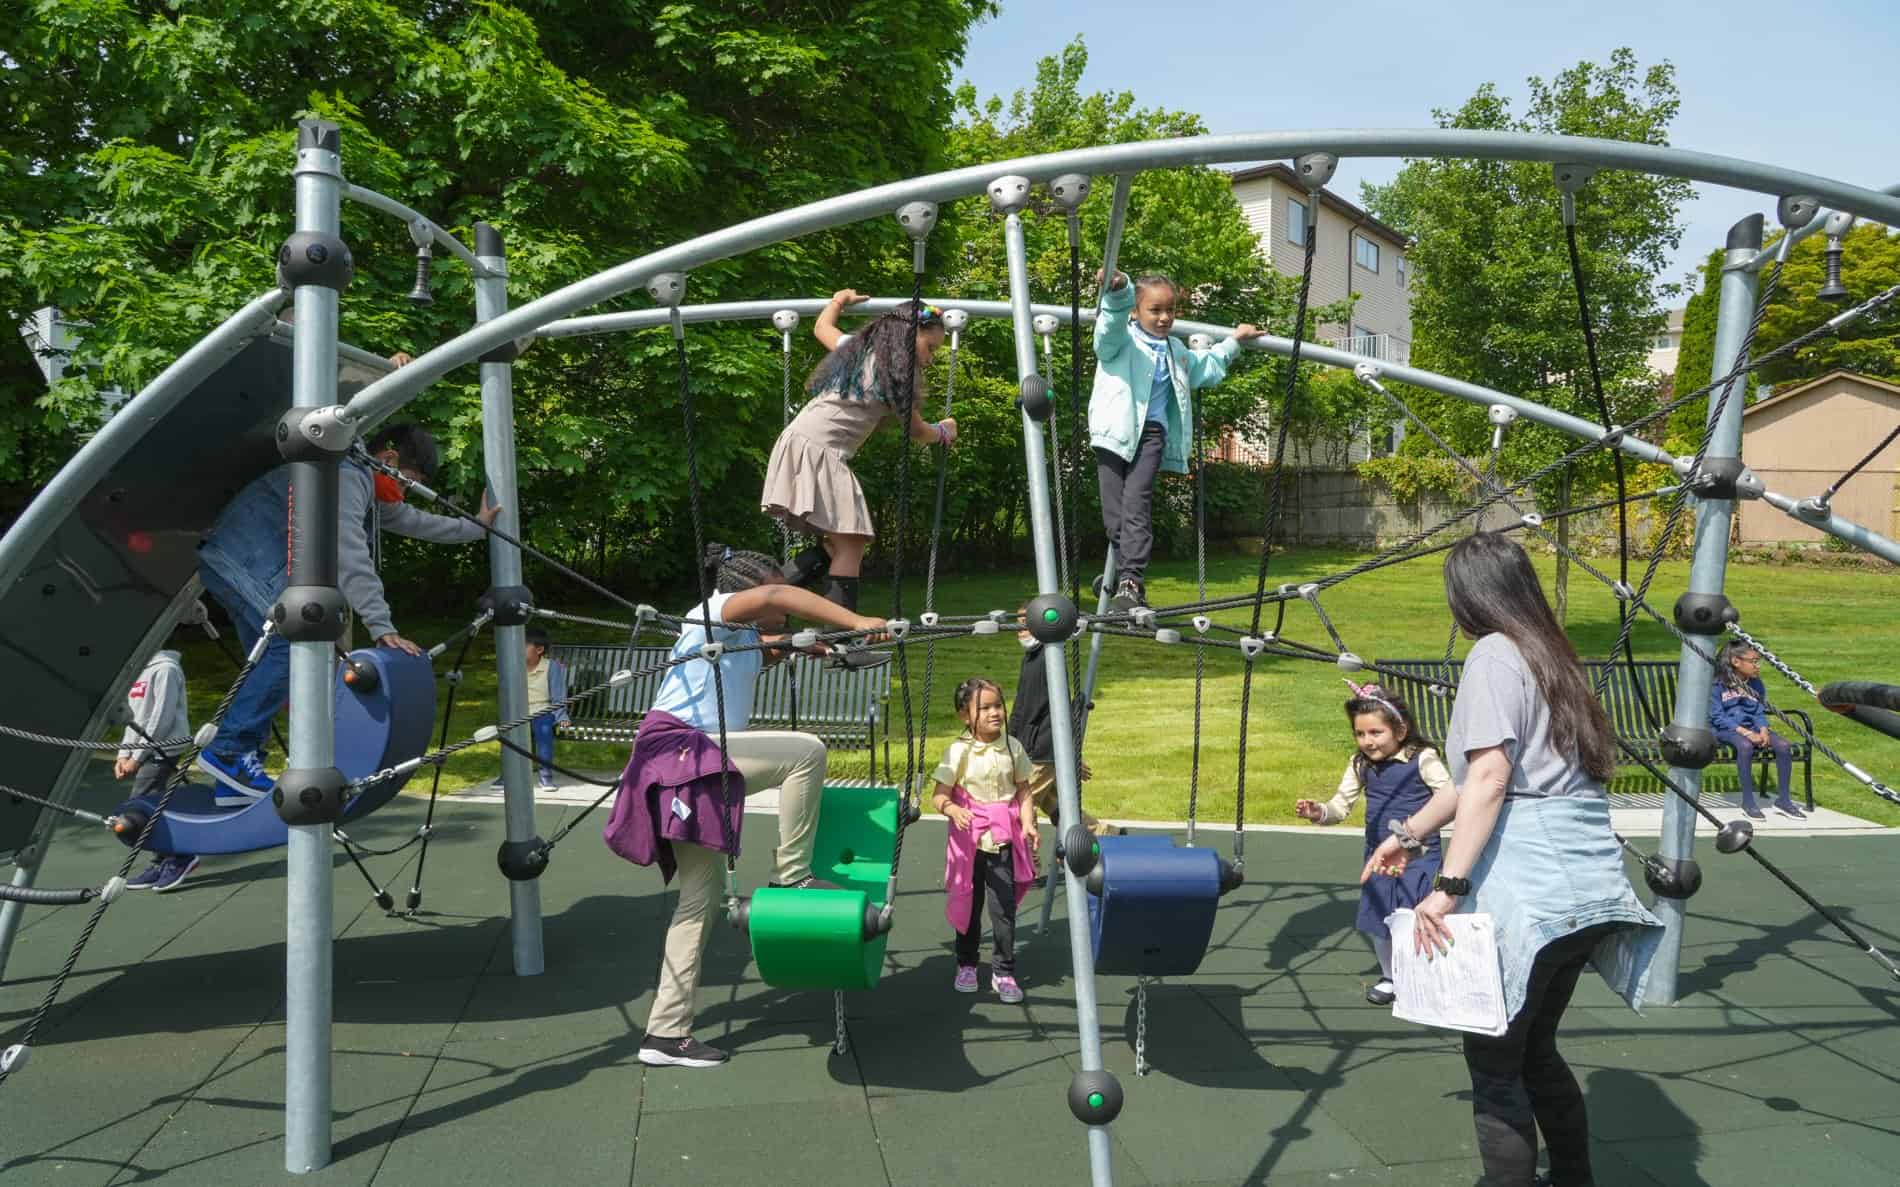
[1295,681,1452,1005]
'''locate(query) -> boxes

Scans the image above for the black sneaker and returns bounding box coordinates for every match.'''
[1743,805,1766,821]
[1365,980,1396,1006]
[768,874,843,891]
[1106,579,1145,613]
[783,545,830,589]
[638,1034,729,1068]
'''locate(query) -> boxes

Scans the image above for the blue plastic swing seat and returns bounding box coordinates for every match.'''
[1086,835,1226,977]
[113,648,436,857]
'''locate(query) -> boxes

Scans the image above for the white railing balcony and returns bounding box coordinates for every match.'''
[1322,332,1408,364]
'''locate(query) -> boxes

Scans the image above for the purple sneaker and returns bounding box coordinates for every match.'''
[127,854,200,893]
[993,973,1025,1004]
[953,965,979,993]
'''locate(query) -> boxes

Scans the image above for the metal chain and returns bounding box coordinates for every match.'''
[833,990,849,1055]
[1134,977,1150,1078]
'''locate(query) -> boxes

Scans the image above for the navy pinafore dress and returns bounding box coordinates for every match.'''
[1356,752,1443,940]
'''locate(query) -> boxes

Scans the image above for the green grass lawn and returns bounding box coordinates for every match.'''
[162,546,1900,829]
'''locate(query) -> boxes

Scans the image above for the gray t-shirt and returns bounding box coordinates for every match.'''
[1445,632,1605,800]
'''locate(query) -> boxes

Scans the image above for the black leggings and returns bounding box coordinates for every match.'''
[953,845,1017,974]
[1462,923,1617,1186]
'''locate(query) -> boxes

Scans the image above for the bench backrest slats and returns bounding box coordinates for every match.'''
[549,644,890,737]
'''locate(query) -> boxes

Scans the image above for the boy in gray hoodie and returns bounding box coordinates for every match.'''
[195,418,501,798]
[116,648,197,891]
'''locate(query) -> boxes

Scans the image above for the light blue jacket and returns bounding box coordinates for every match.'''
[1088,279,1243,474]
[1465,794,1664,1022]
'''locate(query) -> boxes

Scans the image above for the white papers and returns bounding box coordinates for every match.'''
[1386,909,1508,1037]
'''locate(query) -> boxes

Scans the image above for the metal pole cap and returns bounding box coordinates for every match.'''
[646,272,686,307]
[895,201,938,240]
[1049,173,1092,210]
[988,175,1031,215]
[1293,152,1338,192]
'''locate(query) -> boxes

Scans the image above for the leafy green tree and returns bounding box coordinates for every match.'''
[1,0,994,600]
[1360,48,1691,617]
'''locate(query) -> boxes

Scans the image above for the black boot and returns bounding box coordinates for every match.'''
[783,545,829,589]
[825,575,860,612]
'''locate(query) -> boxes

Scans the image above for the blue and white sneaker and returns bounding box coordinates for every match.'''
[197,751,273,805]
[127,854,200,893]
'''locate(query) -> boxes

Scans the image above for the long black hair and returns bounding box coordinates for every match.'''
[1715,638,1759,694]
[1444,532,1615,782]
[805,300,943,407]
[1344,684,1433,787]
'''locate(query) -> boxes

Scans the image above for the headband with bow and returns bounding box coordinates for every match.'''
[1343,678,1403,724]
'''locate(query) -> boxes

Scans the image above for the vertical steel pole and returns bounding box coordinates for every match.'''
[996,178,1116,1187]
[1653,213,1762,1005]
[474,224,544,977]
[0,857,43,979]
[1076,173,1136,740]
[284,119,344,1173]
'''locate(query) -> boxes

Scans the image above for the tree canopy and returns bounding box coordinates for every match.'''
[1360,49,1690,498]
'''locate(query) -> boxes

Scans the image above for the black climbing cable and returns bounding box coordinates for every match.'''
[883,273,928,881]
[1819,421,1900,507]
[917,322,959,769]
[668,312,742,901]
[1062,237,1086,756]
[1232,210,1321,864]
[1185,376,1209,845]
[1562,218,1645,703]
[403,626,481,912]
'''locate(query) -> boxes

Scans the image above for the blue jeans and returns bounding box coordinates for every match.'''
[198,562,290,761]
[531,715,557,782]
[1715,728,1793,809]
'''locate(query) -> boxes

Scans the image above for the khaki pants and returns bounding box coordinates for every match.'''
[1027,762,1109,837]
[646,730,826,1038]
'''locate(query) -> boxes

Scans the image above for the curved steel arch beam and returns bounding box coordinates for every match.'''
[535,296,1682,469]
[341,129,1900,427]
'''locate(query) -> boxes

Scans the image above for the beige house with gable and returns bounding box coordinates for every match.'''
[1739,370,1900,545]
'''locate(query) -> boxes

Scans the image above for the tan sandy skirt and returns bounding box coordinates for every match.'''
[760,428,876,539]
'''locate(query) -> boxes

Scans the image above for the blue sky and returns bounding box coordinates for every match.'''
[955,0,1900,304]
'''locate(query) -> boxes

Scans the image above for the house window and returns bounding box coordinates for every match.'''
[1649,333,1674,350]
[1286,197,1308,245]
[1353,234,1380,273]
[1396,254,1408,289]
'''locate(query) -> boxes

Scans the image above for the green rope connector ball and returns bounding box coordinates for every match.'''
[1068,1068,1123,1125]
[1024,593,1078,644]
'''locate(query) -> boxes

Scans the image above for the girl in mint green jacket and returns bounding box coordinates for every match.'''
[1089,271,1262,609]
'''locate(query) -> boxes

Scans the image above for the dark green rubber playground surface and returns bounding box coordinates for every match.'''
[5,776,1900,1185]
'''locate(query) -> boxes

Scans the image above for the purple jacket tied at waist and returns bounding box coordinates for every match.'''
[603,710,746,882]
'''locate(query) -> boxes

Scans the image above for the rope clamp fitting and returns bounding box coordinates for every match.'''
[1129,607,1157,630]
[1238,636,1266,660]
[920,612,940,628]
[1337,652,1366,672]
[1353,362,1382,384]
[194,722,219,748]
[1155,628,1181,645]
[99,875,127,904]
[698,642,724,663]
[972,620,999,636]
[886,618,910,640]
[646,272,686,307]
[1611,581,1635,602]
[1192,615,1211,634]
[609,668,634,688]
[1033,313,1060,337]
[1521,512,1544,528]
[1048,173,1092,211]
[986,174,1031,216]
[473,724,500,743]
[790,629,819,649]
[988,609,1011,623]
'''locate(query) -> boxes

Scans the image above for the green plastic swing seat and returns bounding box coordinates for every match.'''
[746,784,901,990]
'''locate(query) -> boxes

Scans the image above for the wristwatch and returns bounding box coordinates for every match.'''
[1387,819,1423,853]
[1433,874,1471,897]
